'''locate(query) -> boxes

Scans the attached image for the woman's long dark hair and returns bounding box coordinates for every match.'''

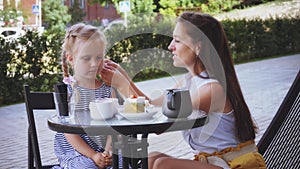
[179,12,257,142]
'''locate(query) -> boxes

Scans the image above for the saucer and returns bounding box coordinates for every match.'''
[118,107,158,120]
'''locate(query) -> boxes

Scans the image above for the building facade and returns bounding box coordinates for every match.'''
[14,0,121,26]
[64,0,121,22]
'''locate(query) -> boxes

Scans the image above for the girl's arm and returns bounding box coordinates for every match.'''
[104,135,112,154]
[64,133,109,168]
[103,135,113,166]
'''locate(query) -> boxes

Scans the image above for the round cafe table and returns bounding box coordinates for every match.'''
[48,109,207,169]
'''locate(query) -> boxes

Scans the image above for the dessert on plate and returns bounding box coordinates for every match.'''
[124,95,149,113]
[119,95,157,120]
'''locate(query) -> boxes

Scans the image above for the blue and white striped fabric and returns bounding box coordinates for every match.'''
[53,83,122,169]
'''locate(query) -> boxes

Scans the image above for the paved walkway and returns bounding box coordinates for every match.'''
[0,54,299,168]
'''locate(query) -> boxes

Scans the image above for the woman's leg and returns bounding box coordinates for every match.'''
[152,156,223,169]
[148,151,170,169]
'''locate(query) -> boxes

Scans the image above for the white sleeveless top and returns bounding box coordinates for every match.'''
[182,73,240,154]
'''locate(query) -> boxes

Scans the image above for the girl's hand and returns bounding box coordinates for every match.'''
[91,152,112,168]
[103,151,113,167]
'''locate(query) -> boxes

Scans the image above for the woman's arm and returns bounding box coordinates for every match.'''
[101,62,166,106]
[100,60,149,99]
[100,60,188,107]
[192,82,232,113]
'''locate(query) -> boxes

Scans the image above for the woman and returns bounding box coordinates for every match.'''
[101,12,266,169]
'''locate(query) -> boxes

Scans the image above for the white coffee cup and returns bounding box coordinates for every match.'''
[89,99,117,120]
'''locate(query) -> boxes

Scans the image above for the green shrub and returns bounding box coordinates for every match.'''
[222,15,300,62]
[0,31,63,106]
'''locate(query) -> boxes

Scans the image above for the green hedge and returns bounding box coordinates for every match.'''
[222,16,300,62]
[0,31,63,105]
[0,15,299,106]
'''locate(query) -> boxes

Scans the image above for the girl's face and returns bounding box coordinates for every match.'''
[70,39,104,82]
[168,22,198,71]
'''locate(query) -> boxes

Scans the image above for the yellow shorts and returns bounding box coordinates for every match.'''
[194,140,267,169]
[228,151,266,169]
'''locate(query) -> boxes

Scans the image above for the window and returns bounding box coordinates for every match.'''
[80,0,85,9]
[70,0,84,8]
[70,0,74,7]
[104,2,109,9]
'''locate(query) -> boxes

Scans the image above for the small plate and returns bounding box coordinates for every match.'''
[118,107,158,120]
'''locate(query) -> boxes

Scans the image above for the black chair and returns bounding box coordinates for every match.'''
[24,85,59,169]
[257,71,300,168]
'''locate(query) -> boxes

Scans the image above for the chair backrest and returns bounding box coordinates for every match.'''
[23,85,57,169]
[257,71,300,168]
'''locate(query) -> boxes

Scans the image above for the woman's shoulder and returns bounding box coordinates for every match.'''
[192,76,219,88]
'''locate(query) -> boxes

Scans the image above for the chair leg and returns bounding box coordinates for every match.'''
[28,128,34,169]
[29,126,43,169]
[32,132,43,169]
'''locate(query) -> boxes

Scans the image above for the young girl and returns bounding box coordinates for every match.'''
[54,23,114,169]
[101,12,267,169]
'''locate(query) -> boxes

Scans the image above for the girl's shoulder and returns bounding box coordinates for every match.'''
[100,83,113,90]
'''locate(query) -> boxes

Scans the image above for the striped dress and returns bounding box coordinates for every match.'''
[53,83,116,169]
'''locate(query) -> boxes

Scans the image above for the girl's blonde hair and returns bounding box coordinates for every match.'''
[61,23,107,78]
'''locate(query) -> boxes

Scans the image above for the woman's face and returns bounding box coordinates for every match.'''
[168,22,198,70]
[70,39,104,82]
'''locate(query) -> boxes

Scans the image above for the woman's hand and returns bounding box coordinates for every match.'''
[91,152,112,169]
[102,59,131,81]
[100,59,148,98]
[100,60,131,89]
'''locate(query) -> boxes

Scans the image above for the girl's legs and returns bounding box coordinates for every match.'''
[148,151,223,169]
[65,155,99,169]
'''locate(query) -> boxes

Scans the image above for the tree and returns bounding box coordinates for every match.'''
[88,0,156,15]
[42,0,71,36]
[9,0,16,9]
[3,0,9,10]
[0,0,23,27]
[69,0,86,25]
[158,0,202,16]
[87,0,112,6]
[116,0,156,14]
